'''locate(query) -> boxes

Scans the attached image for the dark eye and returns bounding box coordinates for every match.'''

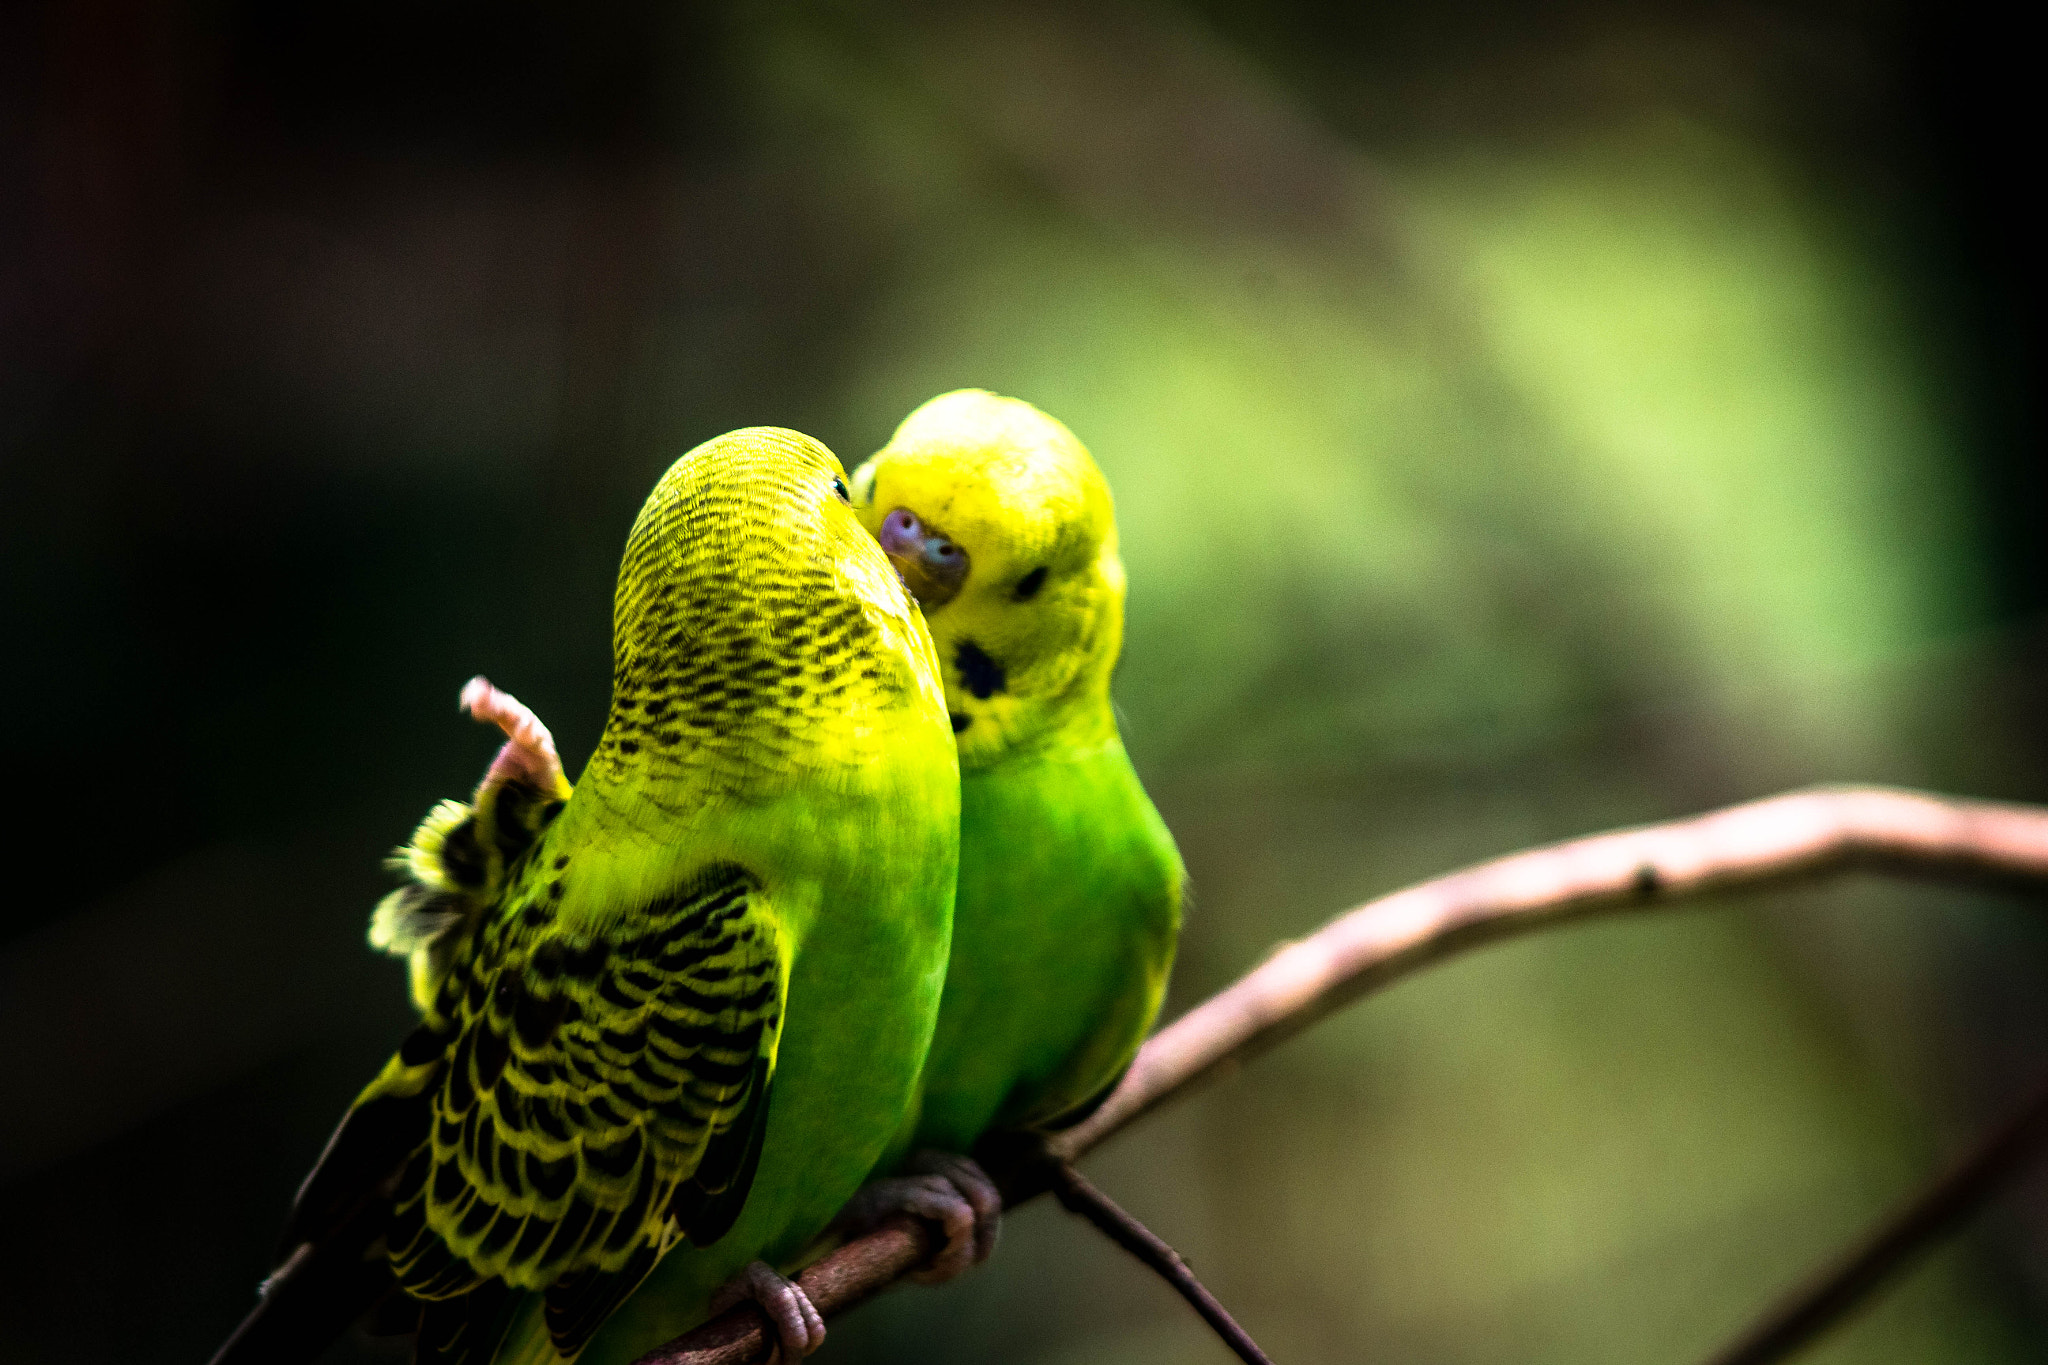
[831,476,850,503]
[1013,566,1048,601]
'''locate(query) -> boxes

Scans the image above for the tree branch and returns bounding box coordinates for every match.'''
[1054,785,2048,1159]
[632,1217,941,1365]
[1699,1070,2048,1365]
[1044,1159,1274,1365]
[645,785,2048,1364]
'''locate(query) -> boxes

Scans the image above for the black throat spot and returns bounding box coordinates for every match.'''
[955,640,1006,700]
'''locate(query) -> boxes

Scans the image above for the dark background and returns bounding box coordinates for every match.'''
[1,2,2041,1361]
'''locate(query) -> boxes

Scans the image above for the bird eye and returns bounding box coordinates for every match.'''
[1013,566,1048,601]
[831,476,850,503]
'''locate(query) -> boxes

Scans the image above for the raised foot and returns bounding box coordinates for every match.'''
[836,1150,1002,1284]
[460,675,570,799]
[706,1260,825,1364]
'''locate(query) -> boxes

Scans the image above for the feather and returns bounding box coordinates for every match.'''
[853,390,1183,1150]
[213,426,960,1365]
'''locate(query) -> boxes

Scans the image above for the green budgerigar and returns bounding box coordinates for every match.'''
[218,427,961,1365]
[567,392,1186,1359]
[845,389,1185,1271]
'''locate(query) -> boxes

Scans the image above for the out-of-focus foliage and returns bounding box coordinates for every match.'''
[2,3,2042,1363]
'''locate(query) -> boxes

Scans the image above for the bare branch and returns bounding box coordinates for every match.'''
[1055,785,2048,1158]
[646,785,2048,1364]
[1045,1159,1274,1365]
[1700,1071,2048,1365]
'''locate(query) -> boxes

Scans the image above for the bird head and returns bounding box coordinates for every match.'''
[853,390,1125,769]
[596,426,946,791]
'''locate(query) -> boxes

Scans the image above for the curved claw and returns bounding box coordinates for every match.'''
[906,1149,1003,1270]
[838,1150,1003,1285]
[459,675,570,800]
[707,1260,825,1363]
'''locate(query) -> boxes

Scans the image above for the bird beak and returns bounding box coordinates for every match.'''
[878,508,969,609]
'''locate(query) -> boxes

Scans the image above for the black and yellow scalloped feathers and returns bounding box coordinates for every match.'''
[365,861,785,1359]
[372,775,572,1012]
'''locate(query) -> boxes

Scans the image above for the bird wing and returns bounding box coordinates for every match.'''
[375,859,787,1356]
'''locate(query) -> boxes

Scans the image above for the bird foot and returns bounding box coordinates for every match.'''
[836,1149,1002,1284]
[706,1260,825,1363]
[460,675,570,799]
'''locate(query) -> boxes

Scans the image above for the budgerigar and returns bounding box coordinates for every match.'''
[844,389,1184,1273]
[214,427,960,1365]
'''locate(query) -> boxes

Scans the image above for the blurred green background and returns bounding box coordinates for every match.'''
[2,2,2043,1362]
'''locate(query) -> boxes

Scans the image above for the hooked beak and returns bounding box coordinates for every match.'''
[878,507,969,609]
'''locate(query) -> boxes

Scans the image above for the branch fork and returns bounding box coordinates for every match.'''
[633,786,2048,1365]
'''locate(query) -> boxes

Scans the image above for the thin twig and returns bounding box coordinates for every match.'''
[1700,1072,2048,1365]
[646,785,2048,1363]
[1045,1159,1275,1365]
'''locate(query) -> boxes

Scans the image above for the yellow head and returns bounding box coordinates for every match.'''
[853,390,1125,770]
[590,425,947,798]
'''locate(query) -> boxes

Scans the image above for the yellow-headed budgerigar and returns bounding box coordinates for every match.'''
[564,392,1185,1360]
[837,389,1184,1277]
[211,427,961,1365]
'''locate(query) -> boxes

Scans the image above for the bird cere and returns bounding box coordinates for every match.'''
[212,394,1184,1365]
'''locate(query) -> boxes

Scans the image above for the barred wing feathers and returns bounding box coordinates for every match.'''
[369,861,785,1358]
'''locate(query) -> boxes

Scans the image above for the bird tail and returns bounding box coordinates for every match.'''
[419,1280,522,1365]
[206,1215,398,1365]
[209,1027,441,1365]
[490,1291,577,1365]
